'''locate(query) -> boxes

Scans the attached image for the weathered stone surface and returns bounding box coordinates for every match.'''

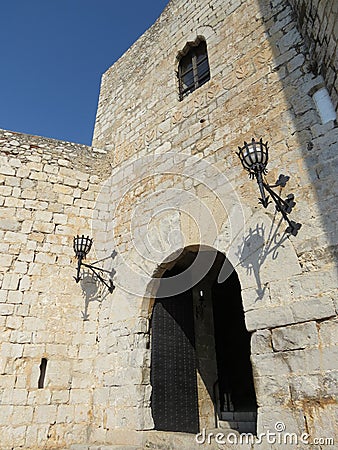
[318,317,338,346]
[245,305,294,331]
[251,353,291,377]
[257,405,306,435]
[271,322,318,351]
[290,296,336,323]
[251,329,273,354]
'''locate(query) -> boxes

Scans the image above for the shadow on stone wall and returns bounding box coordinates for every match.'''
[256,0,337,270]
[79,252,116,320]
[236,221,289,300]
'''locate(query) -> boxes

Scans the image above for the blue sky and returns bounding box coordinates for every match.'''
[0,1,169,145]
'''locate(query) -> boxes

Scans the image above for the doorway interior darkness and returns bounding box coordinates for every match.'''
[150,249,257,434]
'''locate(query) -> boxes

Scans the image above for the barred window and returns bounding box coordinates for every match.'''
[178,40,210,101]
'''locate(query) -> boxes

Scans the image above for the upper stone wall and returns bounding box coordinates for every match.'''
[0,129,110,179]
[92,0,337,164]
[288,0,338,109]
[91,0,338,256]
[92,0,178,154]
[90,0,338,339]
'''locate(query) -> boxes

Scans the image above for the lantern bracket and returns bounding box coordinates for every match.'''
[236,138,302,236]
[73,235,115,293]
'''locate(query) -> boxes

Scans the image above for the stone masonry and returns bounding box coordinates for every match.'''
[0,130,111,449]
[289,0,338,109]
[0,0,337,449]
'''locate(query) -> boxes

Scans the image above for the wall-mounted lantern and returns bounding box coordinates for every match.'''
[73,235,115,292]
[237,138,301,236]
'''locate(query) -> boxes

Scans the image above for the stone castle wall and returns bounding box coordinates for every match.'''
[0,130,113,449]
[1,0,337,448]
[92,0,338,446]
[289,0,338,109]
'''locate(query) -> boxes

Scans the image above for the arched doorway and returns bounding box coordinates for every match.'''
[150,248,257,434]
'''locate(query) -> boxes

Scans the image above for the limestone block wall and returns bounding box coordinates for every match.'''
[0,0,337,448]
[288,0,338,109]
[252,319,338,439]
[92,0,338,446]
[0,129,113,449]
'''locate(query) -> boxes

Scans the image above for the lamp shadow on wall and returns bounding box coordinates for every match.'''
[79,252,117,321]
[236,217,289,300]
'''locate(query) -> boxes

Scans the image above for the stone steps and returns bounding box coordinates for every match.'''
[218,411,257,434]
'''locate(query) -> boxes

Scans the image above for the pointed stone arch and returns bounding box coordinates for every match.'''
[146,245,257,433]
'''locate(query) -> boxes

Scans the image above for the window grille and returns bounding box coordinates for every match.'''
[178,40,210,100]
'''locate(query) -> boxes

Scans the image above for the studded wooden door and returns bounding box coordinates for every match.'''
[151,290,199,433]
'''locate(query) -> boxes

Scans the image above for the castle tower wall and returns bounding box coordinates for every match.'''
[91,0,338,446]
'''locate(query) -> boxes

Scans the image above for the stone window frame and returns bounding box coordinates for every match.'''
[177,37,211,101]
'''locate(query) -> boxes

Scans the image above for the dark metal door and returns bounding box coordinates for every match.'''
[151,290,199,433]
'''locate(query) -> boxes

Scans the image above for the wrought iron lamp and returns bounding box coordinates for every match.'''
[73,235,115,292]
[237,138,301,236]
